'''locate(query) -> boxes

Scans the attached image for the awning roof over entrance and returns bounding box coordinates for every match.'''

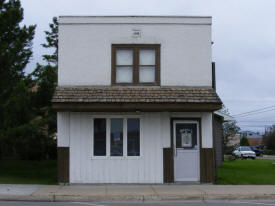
[52,86,222,112]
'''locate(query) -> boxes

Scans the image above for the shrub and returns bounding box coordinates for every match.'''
[1,121,56,160]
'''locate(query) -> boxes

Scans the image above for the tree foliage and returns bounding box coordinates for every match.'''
[0,0,36,159]
[221,105,240,146]
[220,105,240,154]
[0,0,35,128]
[41,17,58,65]
[32,17,58,138]
[263,127,275,151]
[3,80,34,128]
[0,1,58,160]
[223,121,240,141]
[240,136,250,146]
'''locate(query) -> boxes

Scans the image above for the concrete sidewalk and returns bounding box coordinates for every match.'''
[0,184,275,202]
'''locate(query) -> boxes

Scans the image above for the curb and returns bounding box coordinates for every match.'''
[0,195,54,202]
[1,194,275,202]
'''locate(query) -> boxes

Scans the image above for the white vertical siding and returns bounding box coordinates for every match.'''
[201,113,213,148]
[161,112,171,148]
[57,112,70,147]
[66,111,213,183]
[69,112,165,183]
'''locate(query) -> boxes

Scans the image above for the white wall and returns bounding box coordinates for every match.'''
[58,16,212,87]
[69,112,169,183]
[201,113,213,148]
[57,111,213,183]
[57,112,70,147]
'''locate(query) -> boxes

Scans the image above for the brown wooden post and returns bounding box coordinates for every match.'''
[163,148,174,183]
[57,147,69,183]
[200,148,214,183]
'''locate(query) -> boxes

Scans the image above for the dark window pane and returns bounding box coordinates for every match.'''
[94,118,106,156]
[111,118,123,156]
[127,118,140,156]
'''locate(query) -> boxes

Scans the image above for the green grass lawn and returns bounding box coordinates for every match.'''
[0,160,57,184]
[217,159,275,184]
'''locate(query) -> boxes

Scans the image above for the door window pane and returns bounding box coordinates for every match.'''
[111,118,123,156]
[176,123,198,150]
[116,66,133,83]
[127,118,140,156]
[139,50,155,65]
[94,119,106,156]
[116,50,133,65]
[139,66,155,83]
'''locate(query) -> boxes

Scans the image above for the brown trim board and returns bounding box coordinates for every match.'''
[58,147,69,183]
[163,148,174,183]
[53,103,222,112]
[200,148,214,183]
[212,112,217,183]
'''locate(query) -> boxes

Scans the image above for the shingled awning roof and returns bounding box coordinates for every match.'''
[52,86,222,112]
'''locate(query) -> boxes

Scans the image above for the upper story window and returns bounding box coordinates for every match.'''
[112,44,160,85]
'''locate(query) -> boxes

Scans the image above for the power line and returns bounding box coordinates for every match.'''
[238,120,275,122]
[232,105,275,117]
[237,114,275,120]
[234,108,275,118]
[238,125,270,127]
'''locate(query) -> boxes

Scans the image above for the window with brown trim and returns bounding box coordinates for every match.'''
[112,44,160,85]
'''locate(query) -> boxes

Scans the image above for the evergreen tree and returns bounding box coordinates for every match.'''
[32,17,58,106]
[32,17,58,146]
[240,135,250,146]
[0,0,35,96]
[0,0,36,158]
[41,17,58,65]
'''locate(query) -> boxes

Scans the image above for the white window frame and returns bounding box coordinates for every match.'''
[90,115,143,160]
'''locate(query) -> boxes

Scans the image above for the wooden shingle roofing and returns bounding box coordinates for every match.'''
[52,86,222,112]
[52,86,222,104]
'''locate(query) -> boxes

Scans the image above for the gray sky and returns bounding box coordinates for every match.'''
[21,0,275,133]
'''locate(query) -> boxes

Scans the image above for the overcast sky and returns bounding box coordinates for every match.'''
[20,0,275,133]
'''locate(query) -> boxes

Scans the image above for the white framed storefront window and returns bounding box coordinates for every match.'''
[91,116,143,159]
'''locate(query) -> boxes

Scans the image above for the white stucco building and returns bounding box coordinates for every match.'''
[53,16,222,184]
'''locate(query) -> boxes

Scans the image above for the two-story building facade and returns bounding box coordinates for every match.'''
[52,16,222,184]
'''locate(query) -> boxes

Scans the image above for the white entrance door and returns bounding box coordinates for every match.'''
[173,120,200,182]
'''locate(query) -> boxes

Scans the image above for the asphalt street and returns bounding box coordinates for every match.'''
[1,200,275,206]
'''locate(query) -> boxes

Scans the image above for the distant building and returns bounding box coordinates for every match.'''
[240,131,263,146]
[241,131,263,138]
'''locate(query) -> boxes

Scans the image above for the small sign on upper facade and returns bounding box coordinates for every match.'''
[132,29,141,38]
